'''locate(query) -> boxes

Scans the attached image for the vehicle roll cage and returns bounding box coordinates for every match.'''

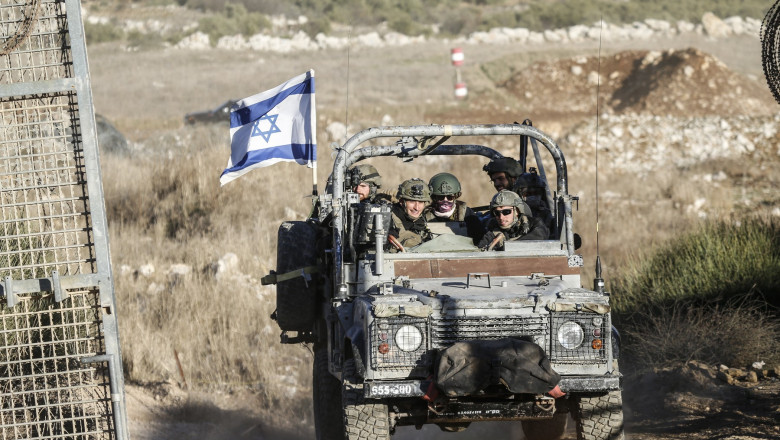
[327,124,574,299]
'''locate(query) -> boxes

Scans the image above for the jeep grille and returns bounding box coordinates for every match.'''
[432,316,548,347]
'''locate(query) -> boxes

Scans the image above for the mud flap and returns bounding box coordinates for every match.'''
[434,338,560,396]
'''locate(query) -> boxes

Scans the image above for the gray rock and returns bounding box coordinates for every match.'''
[95,113,129,156]
[702,12,731,38]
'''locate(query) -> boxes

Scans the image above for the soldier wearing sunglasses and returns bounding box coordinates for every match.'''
[477,190,549,251]
[424,172,484,242]
[424,173,475,222]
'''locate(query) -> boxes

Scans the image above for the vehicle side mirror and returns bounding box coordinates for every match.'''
[574,233,582,250]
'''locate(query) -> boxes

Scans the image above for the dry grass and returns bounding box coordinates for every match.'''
[622,298,780,370]
[88,29,780,434]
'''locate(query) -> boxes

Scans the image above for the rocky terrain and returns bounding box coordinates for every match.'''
[82,6,780,439]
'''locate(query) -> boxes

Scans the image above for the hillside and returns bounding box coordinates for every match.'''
[81,4,780,439]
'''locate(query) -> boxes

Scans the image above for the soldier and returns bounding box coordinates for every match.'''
[425,172,475,222]
[425,172,484,242]
[513,169,554,231]
[483,157,523,191]
[477,190,549,251]
[347,163,390,204]
[388,178,432,252]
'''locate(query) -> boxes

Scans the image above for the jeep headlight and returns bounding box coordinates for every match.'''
[557,321,584,349]
[394,325,423,352]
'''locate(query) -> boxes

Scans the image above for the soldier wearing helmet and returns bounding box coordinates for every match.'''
[483,157,523,191]
[477,190,549,250]
[513,168,553,229]
[424,172,475,222]
[347,164,390,204]
[388,178,433,251]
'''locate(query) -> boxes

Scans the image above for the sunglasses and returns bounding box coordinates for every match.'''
[492,208,514,217]
[434,195,455,201]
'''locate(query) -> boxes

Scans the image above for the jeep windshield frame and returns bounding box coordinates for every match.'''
[329,124,574,295]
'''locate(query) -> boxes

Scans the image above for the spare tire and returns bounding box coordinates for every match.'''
[275,221,320,331]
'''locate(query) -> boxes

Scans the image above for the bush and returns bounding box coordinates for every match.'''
[611,217,780,370]
[197,3,270,43]
[622,298,780,370]
[439,6,482,36]
[84,22,124,44]
[126,30,167,49]
[301,16,331,39]
[611,218,780,313]
[389,16,416,35]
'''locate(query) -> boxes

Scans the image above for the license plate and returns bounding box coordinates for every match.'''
[366,381,424,398]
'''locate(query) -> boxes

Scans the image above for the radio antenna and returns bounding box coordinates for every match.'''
[344,29,352,143]
[594,17,605,295]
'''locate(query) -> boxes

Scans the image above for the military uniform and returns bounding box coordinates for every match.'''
[389,203,432,249]
[514,170,554,234]
[477,189,548,250]
[386,178,433,251]
[477,216,549,250]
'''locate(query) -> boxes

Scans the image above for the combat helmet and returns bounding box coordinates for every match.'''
[490,190,532,217]
[429,172,462,197]
[348,164,382,189]
[513,169,546,197]
[397,178,432,202]
[482,157,522,178]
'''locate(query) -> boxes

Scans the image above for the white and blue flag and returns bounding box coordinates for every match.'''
[220,70,316,186]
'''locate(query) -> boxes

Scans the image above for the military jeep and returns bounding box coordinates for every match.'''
[265,124,623,440]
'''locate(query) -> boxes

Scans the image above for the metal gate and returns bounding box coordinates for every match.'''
[0,0,129,438]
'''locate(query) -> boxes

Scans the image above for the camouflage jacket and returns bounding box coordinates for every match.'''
[477,216,549,250]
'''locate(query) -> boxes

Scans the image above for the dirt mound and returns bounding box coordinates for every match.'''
[501,48,775,119]
[624,361,780,439]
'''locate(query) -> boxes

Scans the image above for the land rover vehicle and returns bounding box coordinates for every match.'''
[264,124,623,440]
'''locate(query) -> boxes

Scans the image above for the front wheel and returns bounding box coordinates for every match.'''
[572,391,624,440]
[313,345,343,440]
[342,360,391,440]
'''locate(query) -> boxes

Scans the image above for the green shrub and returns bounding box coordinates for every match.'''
[611,217,780,370]
[611,218,780,314]
[197,3,270,43]
[126,30,166,49]
[389,16,416,35]
[439,6,482,36]
[301,16,331,38]
[84,22,124,44]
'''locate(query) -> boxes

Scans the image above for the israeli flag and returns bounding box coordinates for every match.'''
[220,70,316,186]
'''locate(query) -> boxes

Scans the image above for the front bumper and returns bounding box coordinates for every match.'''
[363,373,622,400]
[558,374,622,392]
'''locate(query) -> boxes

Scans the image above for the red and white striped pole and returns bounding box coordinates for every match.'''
[451,48,467,99]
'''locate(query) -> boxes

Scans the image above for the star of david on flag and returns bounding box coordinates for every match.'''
[220,70,316,186]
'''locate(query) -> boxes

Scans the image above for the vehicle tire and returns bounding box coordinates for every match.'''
[275,221,319,331]
[572,391,624,440]
[342,359,391,440]
[313,345,343,440]
[521,411,568,440]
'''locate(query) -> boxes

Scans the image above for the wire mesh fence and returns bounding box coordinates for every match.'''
[0,289,114,439]
[1,0,127,438]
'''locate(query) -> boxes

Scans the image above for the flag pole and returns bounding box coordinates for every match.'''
[312,161,318,196]
[310,69,318,196]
